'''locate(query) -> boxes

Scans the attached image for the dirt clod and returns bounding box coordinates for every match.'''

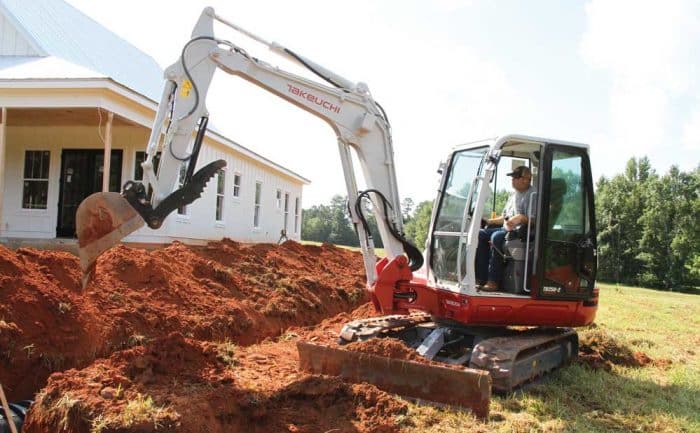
[578,327,654,371]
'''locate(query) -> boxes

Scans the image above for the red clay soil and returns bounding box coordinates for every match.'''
[0,240,368,401]
[4,238,413,432]
[577,328,654,371]
[24,332,407,433]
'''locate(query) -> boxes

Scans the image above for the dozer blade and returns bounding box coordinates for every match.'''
[297,341,491,418]
[76,192,145,288]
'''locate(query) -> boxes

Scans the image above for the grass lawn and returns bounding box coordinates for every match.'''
[401,284,700,433]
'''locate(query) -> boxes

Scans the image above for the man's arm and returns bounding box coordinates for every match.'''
[505,188,536,230]
[486,215,505,226]
[503,213,528,231]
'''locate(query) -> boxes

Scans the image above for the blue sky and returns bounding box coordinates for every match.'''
[66,0,700,206]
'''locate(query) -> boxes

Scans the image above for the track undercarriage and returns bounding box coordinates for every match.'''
[339,313,579,392]
[298,313,579,417]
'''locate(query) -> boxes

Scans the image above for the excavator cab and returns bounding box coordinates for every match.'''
[428,135,597,301]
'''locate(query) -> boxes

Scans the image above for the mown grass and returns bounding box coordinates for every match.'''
[402,284,700,433]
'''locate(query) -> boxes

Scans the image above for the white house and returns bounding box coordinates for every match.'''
[0,0,309,247]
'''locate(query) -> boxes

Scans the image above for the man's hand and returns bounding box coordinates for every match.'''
[504,219,514,231]
[505,214,528,231]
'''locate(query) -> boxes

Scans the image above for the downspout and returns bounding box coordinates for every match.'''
[0,108,7,232]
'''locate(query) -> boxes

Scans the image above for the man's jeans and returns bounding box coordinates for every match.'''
[476,227,507,283]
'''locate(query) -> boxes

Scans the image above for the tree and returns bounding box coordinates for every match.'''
[327,195,357,246]
[596,158,699,290]
[401,198,415,222]
[637,165,700,289]
[301,204,332,242]
[595,157,651,285]
[404,200,433,250]
[687,254,700,282]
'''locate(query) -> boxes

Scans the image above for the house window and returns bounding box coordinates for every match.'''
[276,189,282,209]
[233,173,241,198]
[22,150,50,209]
[294,197,300,234]
[177,162,188,215]
[134,151,146,181]
[254,182,262,228]
[284,192,290,231]
[215,169,225,221]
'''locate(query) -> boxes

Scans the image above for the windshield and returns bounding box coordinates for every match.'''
[430,147,488,284]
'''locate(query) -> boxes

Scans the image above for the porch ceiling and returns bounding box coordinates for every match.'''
[5,107,141,127]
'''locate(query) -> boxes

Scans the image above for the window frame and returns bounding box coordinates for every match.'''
[22,150,50,210]
[276,189,282,210]
[294,197,301,234]
[283,192,290,231]
[253,181,263,229]
[233,172,242,199]
[134,151,146,181]
[215,169,226,222]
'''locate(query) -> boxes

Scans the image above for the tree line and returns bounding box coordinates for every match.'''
[596,157,699,290]
[301,157,700,290]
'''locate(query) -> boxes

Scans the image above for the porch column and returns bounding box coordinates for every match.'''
[0,108,7,228]
[102,111,114,192]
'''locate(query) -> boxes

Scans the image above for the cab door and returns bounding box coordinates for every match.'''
[535,145,597,300]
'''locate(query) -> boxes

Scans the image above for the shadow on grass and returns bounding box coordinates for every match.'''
[501,363,700,432]
[679,286,700,295]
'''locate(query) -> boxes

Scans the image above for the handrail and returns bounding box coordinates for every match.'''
[522,191,537,293]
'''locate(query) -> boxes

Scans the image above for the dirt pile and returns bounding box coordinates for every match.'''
[23,332,407,433]
[578,327,653,371]
[0,240,368,401]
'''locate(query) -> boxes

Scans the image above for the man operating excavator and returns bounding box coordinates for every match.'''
[477,165,536,291]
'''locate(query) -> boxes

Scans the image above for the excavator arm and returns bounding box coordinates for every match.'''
[77,7,422,290]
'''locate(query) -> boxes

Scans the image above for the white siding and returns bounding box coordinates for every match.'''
[0,125,304,244]
[141,139,303,244]
[0,13,38,56]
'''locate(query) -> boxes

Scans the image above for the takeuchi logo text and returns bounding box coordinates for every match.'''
[287,84,341,113]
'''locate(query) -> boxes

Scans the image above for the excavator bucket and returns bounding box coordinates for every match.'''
[297,342,491,418]
[76,192,144,288]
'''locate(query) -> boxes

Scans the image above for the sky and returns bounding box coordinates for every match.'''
[65,0,700,207]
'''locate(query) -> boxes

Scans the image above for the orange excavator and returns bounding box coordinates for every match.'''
[76,8,598,416]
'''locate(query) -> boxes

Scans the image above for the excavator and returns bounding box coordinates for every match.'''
[75,8,598,416]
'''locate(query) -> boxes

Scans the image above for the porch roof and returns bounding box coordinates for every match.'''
[0,86,311,186]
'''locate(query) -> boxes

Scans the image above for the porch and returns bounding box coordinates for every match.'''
[0,106,149,240]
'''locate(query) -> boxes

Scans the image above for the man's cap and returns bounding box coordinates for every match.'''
[507,166,532,178]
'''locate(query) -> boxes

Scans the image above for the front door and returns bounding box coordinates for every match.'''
[57,149,123,237]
